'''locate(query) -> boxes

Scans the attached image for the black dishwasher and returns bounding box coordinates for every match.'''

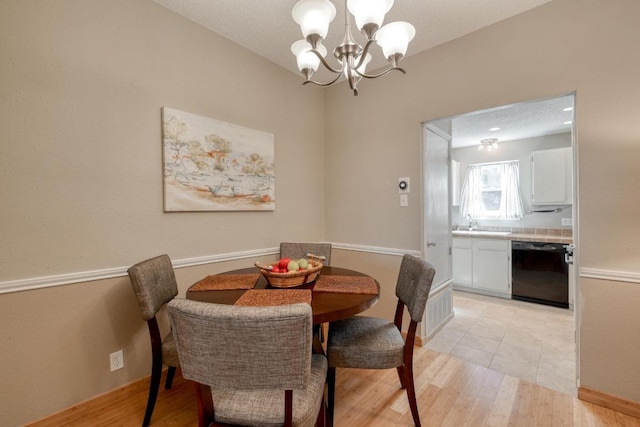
[511,241,569,308]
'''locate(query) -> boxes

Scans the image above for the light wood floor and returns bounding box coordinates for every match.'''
[29,346,640,427]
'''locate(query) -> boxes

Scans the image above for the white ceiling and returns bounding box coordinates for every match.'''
[152,0,568,146]
[447,94,575,148]
[151,0,552,75]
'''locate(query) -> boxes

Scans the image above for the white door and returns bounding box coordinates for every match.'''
[423,125,452,288]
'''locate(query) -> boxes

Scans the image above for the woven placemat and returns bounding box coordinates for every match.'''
[234,289,312,307]
[313,275,378,295]
[190,274,259,292]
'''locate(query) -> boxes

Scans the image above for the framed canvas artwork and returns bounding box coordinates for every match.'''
[162,107,275,211]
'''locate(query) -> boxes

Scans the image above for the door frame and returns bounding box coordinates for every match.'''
[422,123,453,290]
[420,123,455,339]
[422,92,580,388]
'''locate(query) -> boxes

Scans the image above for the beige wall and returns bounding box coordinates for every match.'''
[0,0,326,281]
[580,278,640,401]
[0,0,326,424]
[325,0,640,404]
[2,0,640,424]
[0,256,278,426]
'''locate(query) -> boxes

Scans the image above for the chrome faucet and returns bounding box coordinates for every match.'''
[467,214,478,231]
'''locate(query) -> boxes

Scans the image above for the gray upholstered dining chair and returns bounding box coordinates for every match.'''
[326,254,435,427]
[280,242,332,265]
[127,254,180,427]
[168,299,327,427]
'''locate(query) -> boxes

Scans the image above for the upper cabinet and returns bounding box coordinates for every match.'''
[531,147,573,205]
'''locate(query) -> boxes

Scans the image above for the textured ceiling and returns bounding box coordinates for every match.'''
[151,0,552,75]
[449,95,575,148]
[152,0,567,144]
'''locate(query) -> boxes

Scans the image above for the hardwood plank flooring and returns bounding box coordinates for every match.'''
[28,346,639,427]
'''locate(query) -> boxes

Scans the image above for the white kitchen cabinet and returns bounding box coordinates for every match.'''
[452,237,472,286]
[452,237,511,298]
[531,147,573,205]
[473,239,511,294]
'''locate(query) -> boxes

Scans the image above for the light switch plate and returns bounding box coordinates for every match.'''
[400,194,408,207]
[561,218,573,226]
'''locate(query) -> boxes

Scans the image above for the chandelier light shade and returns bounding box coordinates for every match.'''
[292,0,336,39]
[291,0,415,96]
[291,40,328,80]
[348,0,393,32]
[375,22,415,63]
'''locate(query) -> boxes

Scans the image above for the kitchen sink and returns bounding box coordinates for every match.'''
[453,230,512,236]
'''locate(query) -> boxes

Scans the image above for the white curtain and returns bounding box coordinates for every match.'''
[459,164,484,219]
[499,161,524,219]
[459,161,524,219]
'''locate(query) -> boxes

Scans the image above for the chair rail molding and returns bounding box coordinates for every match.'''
[0,247,280,295]
[0,242,422,295]
[332,242,421,257]
[4,248,638,295]
[579,268,640,284]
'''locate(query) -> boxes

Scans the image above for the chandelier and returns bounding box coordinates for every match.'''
[478,138,498,151]
[291,0,415,96]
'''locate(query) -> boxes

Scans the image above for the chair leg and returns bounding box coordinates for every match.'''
[396,366,406,389]
[316,392,326,427]
[403,363,421,427]
[165,366,176,389]
[143,359,162,427]
[327,367,336,424]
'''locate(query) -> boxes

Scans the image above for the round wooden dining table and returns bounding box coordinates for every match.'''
[186,265,380,325]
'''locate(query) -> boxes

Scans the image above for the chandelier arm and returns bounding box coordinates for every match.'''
[356,66,407,79]
[345,62,357,93]
[302,72,344,87]
[354,39,377,70]
[310,50,343,74]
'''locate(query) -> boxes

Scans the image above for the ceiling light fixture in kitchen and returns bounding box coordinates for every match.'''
[291,0,415,96]
[478,138,498,151]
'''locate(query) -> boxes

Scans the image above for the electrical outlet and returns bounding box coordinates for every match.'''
[110,350,124,372]
[561,218,573,226]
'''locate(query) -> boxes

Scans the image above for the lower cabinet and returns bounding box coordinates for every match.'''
[452,238,511,298]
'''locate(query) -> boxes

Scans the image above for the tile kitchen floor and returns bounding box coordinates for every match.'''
[427,290,577,395]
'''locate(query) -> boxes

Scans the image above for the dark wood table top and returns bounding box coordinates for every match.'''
[186,266,380,324]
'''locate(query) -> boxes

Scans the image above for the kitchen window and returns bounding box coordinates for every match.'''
[460,160,524,220]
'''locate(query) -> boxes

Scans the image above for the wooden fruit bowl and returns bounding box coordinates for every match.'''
[255,258,323,288]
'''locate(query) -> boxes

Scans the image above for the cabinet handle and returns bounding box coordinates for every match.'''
[427,240,437,247]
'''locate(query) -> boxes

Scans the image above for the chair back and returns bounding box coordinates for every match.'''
[168,299,313,391]
[395,254,436,322]
[128,254,178,321]
[280,242,332,265]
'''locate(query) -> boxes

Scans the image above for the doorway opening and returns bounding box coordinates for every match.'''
[422,93,578,395]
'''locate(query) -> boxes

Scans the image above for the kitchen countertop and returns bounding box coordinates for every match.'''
[452,228,572,244]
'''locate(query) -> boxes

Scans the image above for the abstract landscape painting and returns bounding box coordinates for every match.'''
[162,107,275,211]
